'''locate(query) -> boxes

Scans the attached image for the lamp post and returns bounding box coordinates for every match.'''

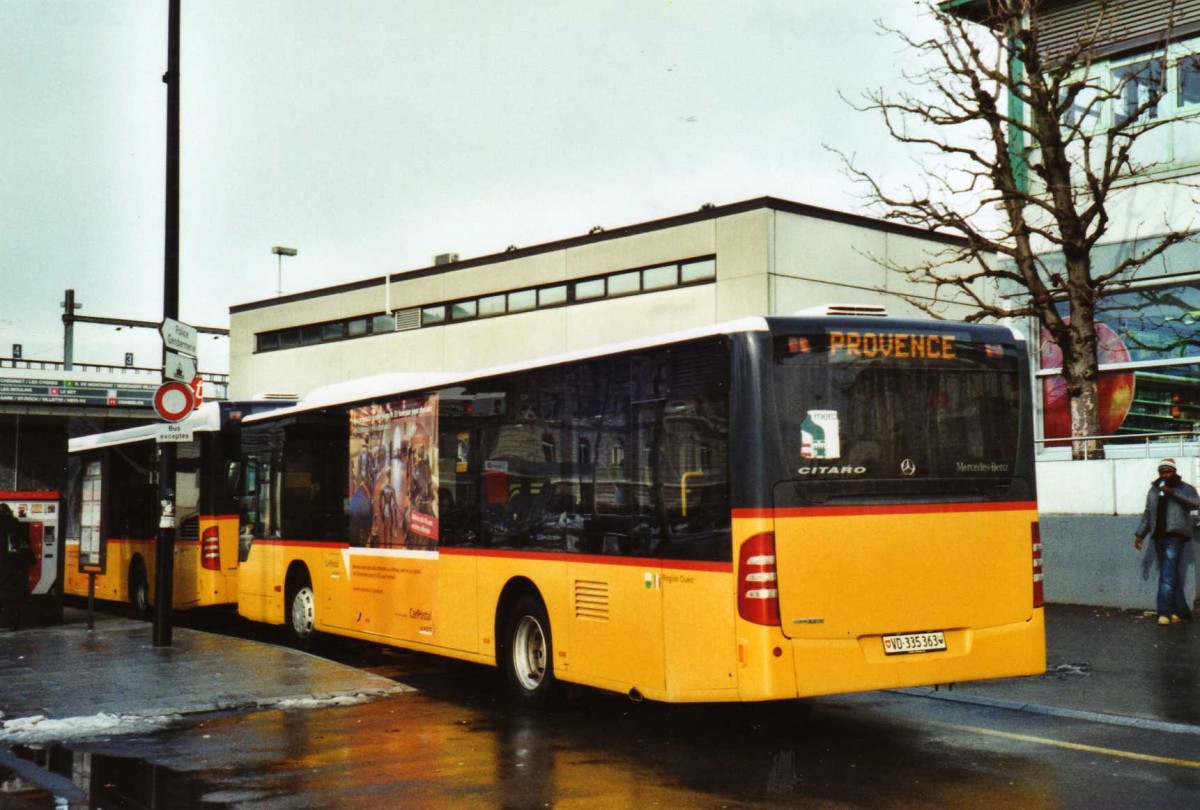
[61,289,83,370]
[155,0,182,648]
[272,246,297,296]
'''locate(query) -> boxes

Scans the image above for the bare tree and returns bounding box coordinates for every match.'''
[837,0,1196,459]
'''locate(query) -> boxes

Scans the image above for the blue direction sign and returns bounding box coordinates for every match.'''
[0,377,158,407]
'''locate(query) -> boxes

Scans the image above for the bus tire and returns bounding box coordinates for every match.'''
[501,593,556,705]
[285,573,316,648]
[128,558,151,618]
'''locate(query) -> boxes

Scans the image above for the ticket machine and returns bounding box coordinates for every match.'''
[1,490,64,625]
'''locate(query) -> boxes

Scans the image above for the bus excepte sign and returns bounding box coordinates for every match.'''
[157,317,202,421]
[156,422,194,443]
[153,379,196,422]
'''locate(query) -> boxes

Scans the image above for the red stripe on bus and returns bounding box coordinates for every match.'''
[244,540,729,572]
[106,538,201,546]
[0,491,60,500]
[733,501,1038,519]
[439,546,731,573]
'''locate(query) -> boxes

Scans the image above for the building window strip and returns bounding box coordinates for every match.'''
[254,255,716,353]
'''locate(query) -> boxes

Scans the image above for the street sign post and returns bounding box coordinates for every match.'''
[156,423,194,443]
[160,317,198,357]
[163,350,197,383]
[160,317,199,422]
[153,380,196,422]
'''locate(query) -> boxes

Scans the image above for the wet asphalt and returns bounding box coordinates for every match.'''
[1,603,1196,742]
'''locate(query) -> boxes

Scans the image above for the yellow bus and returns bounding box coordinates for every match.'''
[65,400,291,612]
[235,312,1045,703]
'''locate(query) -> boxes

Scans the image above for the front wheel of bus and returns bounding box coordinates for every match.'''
[286,579,316,648]
[502,595,556,705]
[128,559,150,619]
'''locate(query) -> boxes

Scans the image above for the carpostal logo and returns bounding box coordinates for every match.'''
[797,465,867,476]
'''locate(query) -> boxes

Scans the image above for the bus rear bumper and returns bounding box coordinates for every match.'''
[737,609,1046,702]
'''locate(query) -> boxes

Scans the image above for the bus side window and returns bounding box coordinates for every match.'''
[631,341,731,562]
[437,399,484,548]
[175,442,201,541]
[108,443,157,540]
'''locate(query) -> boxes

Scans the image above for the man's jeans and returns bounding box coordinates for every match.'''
[1155,535,1190,618]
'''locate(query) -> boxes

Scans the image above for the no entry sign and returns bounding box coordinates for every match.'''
[153,380,196,422]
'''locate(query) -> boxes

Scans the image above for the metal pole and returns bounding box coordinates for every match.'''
[272,246,296,296]
[87,572,96,632]
[154,0,181,648]
[62,289,76,370]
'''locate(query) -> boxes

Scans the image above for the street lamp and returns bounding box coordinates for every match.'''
[272,246,297,297]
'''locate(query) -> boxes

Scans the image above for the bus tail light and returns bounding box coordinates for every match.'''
[1031,522,1044,608]
[738,532,780,626]
[201,526,221,571]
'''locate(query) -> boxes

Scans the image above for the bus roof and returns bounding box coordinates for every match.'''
[68,402,222,454]
[67,400,234,456]
[242,313,1026,425]
[244,317,772,424]
[67,400,296,454]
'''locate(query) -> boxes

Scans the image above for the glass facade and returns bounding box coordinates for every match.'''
[1040,282,1200,444]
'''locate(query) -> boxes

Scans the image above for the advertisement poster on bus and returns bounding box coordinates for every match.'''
[349,394,439,549]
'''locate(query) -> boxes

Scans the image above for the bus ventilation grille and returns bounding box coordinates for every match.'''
[178,517,200,542]
[793,304,888,318]
[574,579,610,621]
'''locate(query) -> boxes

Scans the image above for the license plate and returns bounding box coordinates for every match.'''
[882,631,946,655]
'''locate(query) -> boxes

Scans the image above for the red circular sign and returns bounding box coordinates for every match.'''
[154,380,196,422]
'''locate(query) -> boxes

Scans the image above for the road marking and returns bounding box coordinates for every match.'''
[949,724,1200,769]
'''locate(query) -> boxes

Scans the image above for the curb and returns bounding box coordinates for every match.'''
[893,687,1200,737]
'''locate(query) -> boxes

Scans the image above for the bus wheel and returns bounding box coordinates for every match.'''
[286,577,316,647]
[502,594,556,705]
[128,559,150,618]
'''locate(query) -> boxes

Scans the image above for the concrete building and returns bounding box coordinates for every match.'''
[229,196,983,400]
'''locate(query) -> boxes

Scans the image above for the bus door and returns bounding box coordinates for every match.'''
[233,453,280,621]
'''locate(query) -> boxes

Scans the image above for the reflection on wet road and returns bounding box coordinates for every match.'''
[4,623,1200,808]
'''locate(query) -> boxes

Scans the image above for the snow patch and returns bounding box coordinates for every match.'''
[270,694,375,710]
[0,712,181,744]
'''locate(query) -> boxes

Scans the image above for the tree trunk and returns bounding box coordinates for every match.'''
[1064,313,1104,460]
[1069,377,1104,459]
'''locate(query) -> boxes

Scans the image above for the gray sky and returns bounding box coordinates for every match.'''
[1,1,940,373]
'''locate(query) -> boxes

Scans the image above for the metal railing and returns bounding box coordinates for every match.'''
[1036,430,1200,460]
[0,356,230,400]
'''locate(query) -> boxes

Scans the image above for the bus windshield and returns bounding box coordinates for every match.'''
[771,329,1024,504]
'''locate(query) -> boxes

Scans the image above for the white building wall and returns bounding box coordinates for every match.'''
[227,199,980,400]
[565,220,716,279]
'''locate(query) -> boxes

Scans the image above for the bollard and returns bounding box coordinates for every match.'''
[87,570,96,632]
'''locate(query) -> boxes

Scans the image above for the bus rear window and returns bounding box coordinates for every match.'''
[772,331,1022,503]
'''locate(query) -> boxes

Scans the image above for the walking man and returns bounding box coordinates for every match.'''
[1134,458,1200,625]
